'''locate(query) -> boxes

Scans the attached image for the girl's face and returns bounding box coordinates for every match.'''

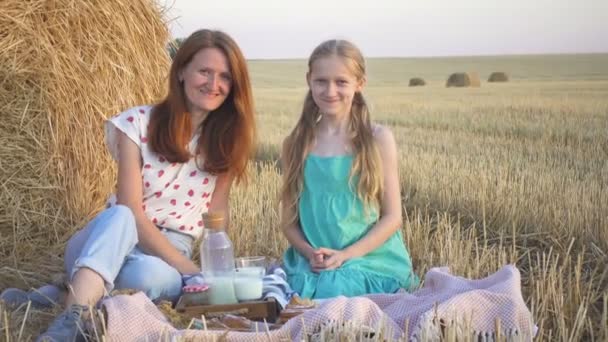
[307,55,364,117]
[179,47,232,116]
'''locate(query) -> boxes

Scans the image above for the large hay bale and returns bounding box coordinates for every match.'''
[409,77,426,87]
[0,0,170,275]
[488,72,509,82]
[446,72,481,87]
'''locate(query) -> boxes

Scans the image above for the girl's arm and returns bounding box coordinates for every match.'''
[115,131,199,275]
[282,211,325,272]
[320,125,403,269]
[280,140,325,271]
[283,222,318,262]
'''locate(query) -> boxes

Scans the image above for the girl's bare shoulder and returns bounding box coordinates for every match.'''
[371,123,395,147]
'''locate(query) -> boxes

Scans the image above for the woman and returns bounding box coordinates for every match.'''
[2,29,255,342]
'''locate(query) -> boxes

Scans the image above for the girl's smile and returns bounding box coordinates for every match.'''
[307,54,364,117]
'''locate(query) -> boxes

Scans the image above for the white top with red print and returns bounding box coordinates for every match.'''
[104,105,217,239]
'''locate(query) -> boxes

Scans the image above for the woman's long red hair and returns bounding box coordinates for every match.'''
[148,29,255,183]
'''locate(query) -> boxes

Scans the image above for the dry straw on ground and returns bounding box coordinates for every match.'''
[0,0,170,285]
[446,72,481,87]
[488,72,510,82]
[409,77,426,87]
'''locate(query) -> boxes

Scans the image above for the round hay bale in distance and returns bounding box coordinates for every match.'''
[488,72,509,82]
[446,72,481,87]
[409,77,426,86]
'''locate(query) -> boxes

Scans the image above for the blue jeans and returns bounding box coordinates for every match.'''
[64,205,193,302]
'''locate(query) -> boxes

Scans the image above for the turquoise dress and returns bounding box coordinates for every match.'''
[283,154,419,299]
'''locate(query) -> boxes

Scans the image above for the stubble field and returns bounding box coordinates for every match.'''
[2,53,607,341]
[238,53,608,340]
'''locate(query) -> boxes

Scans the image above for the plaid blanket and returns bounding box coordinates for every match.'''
[102,265,534,341]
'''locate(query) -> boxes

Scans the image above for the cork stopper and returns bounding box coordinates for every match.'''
[202,211,225,230]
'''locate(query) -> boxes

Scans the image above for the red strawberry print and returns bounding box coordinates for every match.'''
[170,199,177,206]
[160,220,166,225]
[189,226,194,231]
[152,218,158,224]
[179,225,185,231]
[169,211,176,216]
[176,215,182,219]
[188,189,194,197]
[141,136,148,143]
[173,184,180,190]
[144,181,150,188]
[190,171,197,177]
[202,192,210,198]
[171,162,177,167]
[155,191,162,198]
[155,208,163,212]
[144,164,151,169]
[127,116,134,123]
[159,156,166,163]
[142,204,146,211]
[197,220,203,227]
[203,178,209,185]
[139,108,145,114]
[158,170,164,177]
[184,201,191,207]
[206,202,210,208]
[165,182,170,188]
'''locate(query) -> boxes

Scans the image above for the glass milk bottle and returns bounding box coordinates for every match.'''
[200,211,238,305]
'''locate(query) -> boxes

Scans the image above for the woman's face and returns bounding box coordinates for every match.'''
[179,47,232,116]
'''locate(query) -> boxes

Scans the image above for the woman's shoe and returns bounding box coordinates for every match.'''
[0,285,63,309]
[36,304,88,342]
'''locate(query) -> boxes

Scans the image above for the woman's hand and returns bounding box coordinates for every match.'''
[311,248,351,272]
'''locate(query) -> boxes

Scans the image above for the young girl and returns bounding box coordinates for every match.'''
[281,40,418,299]
[1,29,255,341]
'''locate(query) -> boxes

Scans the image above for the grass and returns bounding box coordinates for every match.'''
[1,53,607,341]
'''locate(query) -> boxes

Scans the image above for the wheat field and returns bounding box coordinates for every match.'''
[235,53,608,341]
[2,53,607,341]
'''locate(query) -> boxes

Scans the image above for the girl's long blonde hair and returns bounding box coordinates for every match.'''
[280,40,384,230]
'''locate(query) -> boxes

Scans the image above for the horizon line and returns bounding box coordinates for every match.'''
[244,51,608,62]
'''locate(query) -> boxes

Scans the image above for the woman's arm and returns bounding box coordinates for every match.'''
[115,131,199,274]
[320,125,403,269]
[208,171,234,228]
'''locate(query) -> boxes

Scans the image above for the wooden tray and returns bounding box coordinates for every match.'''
[175,296,280,323]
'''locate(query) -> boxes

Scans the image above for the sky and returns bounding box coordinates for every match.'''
[158,0,608,59]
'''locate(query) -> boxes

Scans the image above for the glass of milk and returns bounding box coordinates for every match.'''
[234,256,266,301]
[207,274,238,305]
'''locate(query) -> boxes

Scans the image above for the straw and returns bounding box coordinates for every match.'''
[0,0,170,288]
